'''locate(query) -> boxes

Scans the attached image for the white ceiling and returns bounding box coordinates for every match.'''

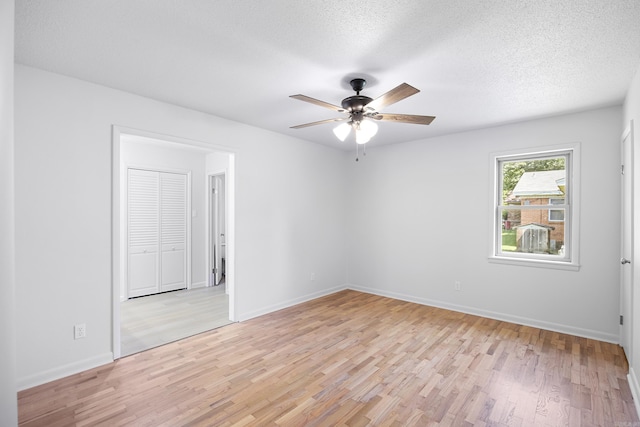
[14,1,640,150]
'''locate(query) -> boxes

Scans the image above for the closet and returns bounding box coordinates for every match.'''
[127,168,188,298]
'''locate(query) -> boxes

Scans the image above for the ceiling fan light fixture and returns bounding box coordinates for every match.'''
[355,130,371,144]
[359,119,378,138]
[333,122,352,141]
[354,119,378,144]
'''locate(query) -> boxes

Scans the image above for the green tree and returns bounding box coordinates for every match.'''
[502,157,565,202]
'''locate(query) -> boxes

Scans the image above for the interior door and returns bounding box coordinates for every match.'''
[212,175,224,285]
[621,124,634,357]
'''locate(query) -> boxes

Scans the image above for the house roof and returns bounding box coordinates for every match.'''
[512,170,565,197]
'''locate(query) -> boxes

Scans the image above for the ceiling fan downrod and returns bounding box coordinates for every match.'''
[350,78,366,94]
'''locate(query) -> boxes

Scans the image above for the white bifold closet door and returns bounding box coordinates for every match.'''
[128,168,187,298]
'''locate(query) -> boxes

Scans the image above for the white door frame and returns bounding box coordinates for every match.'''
[208,172,226,287]
[621,121,634,359]
[112,126,236,359]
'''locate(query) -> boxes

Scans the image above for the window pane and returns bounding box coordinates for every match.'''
[549,198,565,222]
[549,209,564,222]
[499,156,566,256]
[501,157,565,206]
[500,208,565,255]
[493,147,575,267]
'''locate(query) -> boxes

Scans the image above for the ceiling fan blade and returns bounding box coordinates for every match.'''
[290,117,349,129]
[377,113,436,125]
[366,83,420,111]
[290,94,345,112]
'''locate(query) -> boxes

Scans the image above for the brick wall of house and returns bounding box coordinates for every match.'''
[519,197,564,250]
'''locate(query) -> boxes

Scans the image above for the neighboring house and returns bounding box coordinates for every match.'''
[510,170,566,253]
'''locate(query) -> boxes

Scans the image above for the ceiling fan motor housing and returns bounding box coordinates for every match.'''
[341,95,373,114]
[342,78,373,121]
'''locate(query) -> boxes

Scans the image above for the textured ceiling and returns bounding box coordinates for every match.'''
[14,0,640,150]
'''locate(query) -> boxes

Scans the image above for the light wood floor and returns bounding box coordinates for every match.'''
[19,290,639,426]
[121,284,231,356]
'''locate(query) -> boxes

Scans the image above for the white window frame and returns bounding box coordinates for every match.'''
[548,198,565,222]
[489,143,580,271]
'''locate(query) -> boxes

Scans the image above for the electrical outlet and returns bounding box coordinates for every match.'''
[74,323,86,339]
[454,281,461,291]
[310,272,316,281]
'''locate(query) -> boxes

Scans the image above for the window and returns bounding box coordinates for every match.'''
[490,145,579,270]
[548,198,565,222]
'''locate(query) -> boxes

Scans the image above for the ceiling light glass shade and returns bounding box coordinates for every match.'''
[333,122,352,141]
[359,119,378,138]
[355,119,378,144]
[355,130,371,144]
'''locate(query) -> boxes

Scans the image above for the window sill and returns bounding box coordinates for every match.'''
[488,255,580,271]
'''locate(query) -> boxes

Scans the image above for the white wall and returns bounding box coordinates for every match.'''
[13,61,632,397]
[14,65,349,389]
[207,151,230,174]
[624,65,640,414]
[120,136,209,295]
[347,106,622,342]
[0,0,17,424]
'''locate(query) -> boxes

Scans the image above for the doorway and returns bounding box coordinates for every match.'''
[621,121,634,359]
[112,126,236,359]
[209,173,226,288]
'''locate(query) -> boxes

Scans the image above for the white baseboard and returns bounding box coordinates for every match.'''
[237,285,348,322]
[18,285,624,392]
[190,281,207,289]
[346,284,619,344]
[629,367,640,420]
[17,352,113,391]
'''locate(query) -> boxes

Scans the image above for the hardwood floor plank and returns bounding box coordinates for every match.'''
[18,290,639,426]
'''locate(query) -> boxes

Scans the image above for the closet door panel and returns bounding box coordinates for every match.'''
[160,172,187,292]
[161,246,186,291]
[127,169,160,297]
[128,248,159,297]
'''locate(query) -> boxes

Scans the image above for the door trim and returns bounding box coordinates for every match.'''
[112,125,237,359]
[621,121,634,359]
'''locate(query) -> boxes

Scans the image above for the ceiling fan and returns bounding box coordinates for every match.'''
[290,78,435,152]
